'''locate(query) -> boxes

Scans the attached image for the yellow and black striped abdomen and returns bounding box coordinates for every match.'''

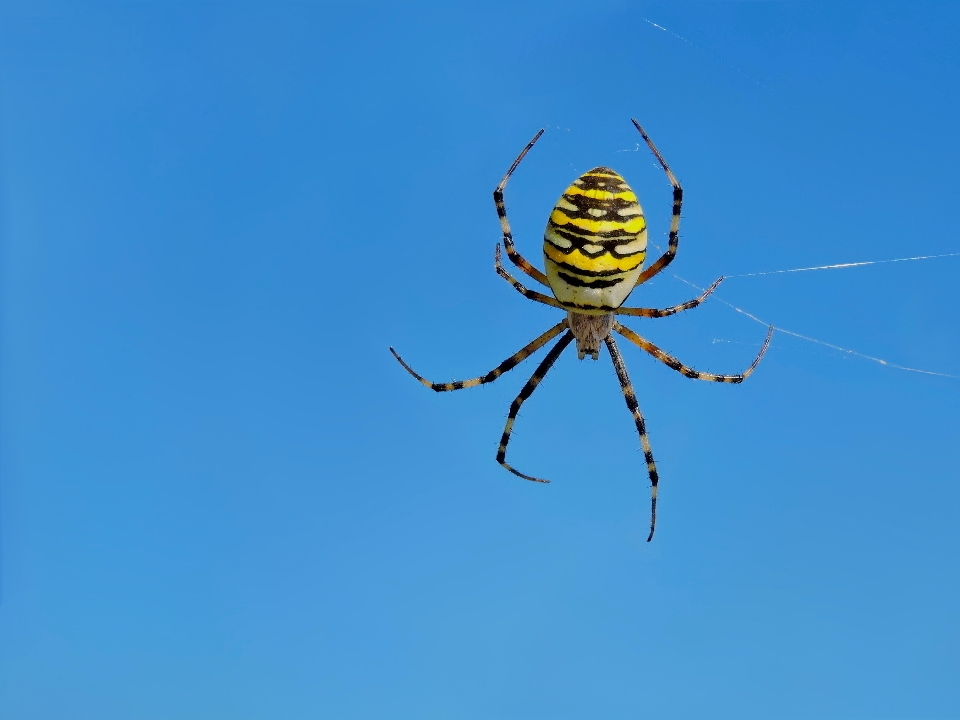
[543,167,647,313]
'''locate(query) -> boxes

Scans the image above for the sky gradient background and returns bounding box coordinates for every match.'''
[2,1,959,718]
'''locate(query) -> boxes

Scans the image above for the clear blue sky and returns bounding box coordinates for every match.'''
[2,1,959,717]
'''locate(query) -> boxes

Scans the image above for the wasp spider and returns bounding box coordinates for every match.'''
[391,120,772,541]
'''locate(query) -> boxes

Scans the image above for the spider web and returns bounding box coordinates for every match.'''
[639,17,775,96]
[671,252,960,379]
[636,17,960,381]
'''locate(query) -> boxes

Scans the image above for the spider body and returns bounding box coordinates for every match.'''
[390,120,772,541]
[566,311,616,360]
[544,168,648,314]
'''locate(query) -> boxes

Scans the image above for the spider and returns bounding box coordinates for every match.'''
[390,119,772,541]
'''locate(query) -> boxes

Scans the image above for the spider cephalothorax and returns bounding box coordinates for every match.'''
[391,120,772,541]
[566,312,614,360]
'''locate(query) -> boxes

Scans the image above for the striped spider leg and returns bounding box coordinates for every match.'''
[393,120,772,542]
[390,320,568,392]
[607,323,773,541]
[391,321,574,482]
[615,277,724,318]
[494,243,565,309]
[604,335,661,541]
[613,322,773,384]
[630,118,683,287]
[493,128,551,288]
[496,331,575,482]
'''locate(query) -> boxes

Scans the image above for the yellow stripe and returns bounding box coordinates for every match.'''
[545,243,646,274]
[564,185,638,203]
[549,210,646,235]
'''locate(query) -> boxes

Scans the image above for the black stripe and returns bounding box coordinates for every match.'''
[557,271,626,289]
[483,353,521,382]
[547,257,640,277]
[493,192,508,219]
[555,207,634,223]
[547,220,646,247]
[548,223,637,245]
[546,229,646,260]
[562,300,620,311]
[608,242,645,260]
[561,191,638,212]
[556,203,642,223]
[573,168,627,191]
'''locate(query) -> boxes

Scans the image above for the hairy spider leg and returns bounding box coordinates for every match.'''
[614,322,774,382]
[495,244,565,309]
[631,119,683,287]
[497,331,575,482]
[604,335,660,542]
[494,129,551,288]
[390,320,568,392]
[616,276,724,317]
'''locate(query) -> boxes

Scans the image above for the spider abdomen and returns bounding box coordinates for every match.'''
[543,167,648,314]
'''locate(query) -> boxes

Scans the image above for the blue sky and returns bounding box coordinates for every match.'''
[2,1,959,717]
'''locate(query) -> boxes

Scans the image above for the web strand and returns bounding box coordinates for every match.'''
[670,274,960,379]
[728,251,960,277]
[640,17,773,95]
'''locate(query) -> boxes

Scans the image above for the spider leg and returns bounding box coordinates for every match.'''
[613,322,774,383]
[495,244,565,309]
[604,335,660,542]
[390,320,568,392]
[494,129,552,288]
[497,330,575,483]
[616,277,723,318]
[630,119,683,287]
